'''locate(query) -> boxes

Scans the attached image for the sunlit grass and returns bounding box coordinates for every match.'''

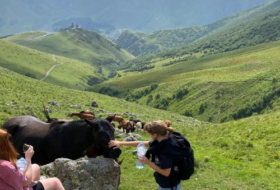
[93,40,280,123]
[0,66,279,189]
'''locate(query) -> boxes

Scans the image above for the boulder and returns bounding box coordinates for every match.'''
[91,100,98,107]
[40,158,120,190]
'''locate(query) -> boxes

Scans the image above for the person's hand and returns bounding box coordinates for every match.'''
[24,145,34,162]
[108,140,121,149]
[138,156,149,164]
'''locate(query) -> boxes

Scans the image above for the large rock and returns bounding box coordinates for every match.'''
[40,158,120,190]
[91,100,98,107]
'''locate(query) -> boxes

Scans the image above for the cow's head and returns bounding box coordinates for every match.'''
[85,118,122,160]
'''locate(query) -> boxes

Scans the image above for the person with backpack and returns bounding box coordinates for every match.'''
[109,120,194,190]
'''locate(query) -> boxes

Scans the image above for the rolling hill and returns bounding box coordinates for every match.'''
[0,39,111,89]
[2,28,134,78]
[115,0,280,56]
[1,1,280,189]
[90,40,280,123]
[2,1,280,124]
[117,1,280,75]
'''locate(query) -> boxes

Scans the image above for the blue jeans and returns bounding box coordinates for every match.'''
[158,182,181,190]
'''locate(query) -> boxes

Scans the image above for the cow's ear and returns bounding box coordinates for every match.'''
[106,114,115,122]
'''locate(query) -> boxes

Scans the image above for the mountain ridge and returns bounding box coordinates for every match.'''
[115,0,280,56]
[0,0,272,37]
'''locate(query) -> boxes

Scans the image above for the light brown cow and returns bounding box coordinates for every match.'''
[118,120,135,134]
[164,120,172,128]
[70,110,95,119]
[107,114,124,124]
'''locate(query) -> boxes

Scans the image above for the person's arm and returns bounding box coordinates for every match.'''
[109,140,149,148]
[138,156,171,177]
[23,145,34,186]
[23,159,32,186]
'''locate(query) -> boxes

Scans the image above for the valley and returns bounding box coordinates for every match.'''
[1,1,280,189]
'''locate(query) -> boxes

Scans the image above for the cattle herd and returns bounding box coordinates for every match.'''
[63,110,172,134]
[0,108,172,166]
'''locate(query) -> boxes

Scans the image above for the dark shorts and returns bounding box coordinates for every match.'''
[33,181,44,190]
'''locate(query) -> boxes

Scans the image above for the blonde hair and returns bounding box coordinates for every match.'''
[144,120,173,137]
[0,129,19,167]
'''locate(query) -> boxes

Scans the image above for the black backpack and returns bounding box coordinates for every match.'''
[146,132,195,181]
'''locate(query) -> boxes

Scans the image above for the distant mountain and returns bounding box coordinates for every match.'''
[116,0,280,56]
[0,0,272,38]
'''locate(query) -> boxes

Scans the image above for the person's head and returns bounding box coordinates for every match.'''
[144,120,174,137]
[0,129,18,166]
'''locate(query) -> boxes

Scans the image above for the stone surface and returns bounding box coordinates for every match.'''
[40,158,120,190]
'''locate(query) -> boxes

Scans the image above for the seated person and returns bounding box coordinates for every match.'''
[0,129,65,190]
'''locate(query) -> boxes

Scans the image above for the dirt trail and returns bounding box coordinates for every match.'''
[40,54,62,81]
[16,32,56,44]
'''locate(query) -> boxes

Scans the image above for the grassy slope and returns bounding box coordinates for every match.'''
[1,32,47,43]
[116,26,209,56]
[0,66,279,190]
[91,40,280,123]
[115,0,280,56]
[0,65,199,125]
[0,39,101,89]
[3,28,134,76]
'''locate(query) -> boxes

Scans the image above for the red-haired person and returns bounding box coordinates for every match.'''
[0,129,65,190]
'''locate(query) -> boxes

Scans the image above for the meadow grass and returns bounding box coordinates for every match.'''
[3,32,47,43]
[3,29,134,74]
[0,39,100,90]
[92,40,280,123]
[0,66,279,189]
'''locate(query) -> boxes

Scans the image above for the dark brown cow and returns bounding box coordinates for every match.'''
[1,116,121,165]
[44,108,108,161]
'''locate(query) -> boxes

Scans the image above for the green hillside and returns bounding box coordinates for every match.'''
[0,39,110,89]
[115,26,209,56]
[0,66,279,189]
[116,0,280,56]
[3,28,134,77]
[90,40,280,123]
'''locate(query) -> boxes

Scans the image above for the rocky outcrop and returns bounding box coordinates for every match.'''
[91,100,99,107]
[40,158,120,190]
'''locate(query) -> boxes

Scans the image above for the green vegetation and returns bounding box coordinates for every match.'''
[0,66,279,190]
[91,40,280,123]
[116,1,280,58]
[0,39,101,89]
[3,28,134,77]
[3,32,47,43]
[116,26,209,56]
[1,1,280,189]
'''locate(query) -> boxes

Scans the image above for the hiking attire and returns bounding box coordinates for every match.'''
[0,159,44,190]
[146,132,194,190]
[151,151,181,189]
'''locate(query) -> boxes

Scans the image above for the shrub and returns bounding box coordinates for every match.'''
[175,88,189,100]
